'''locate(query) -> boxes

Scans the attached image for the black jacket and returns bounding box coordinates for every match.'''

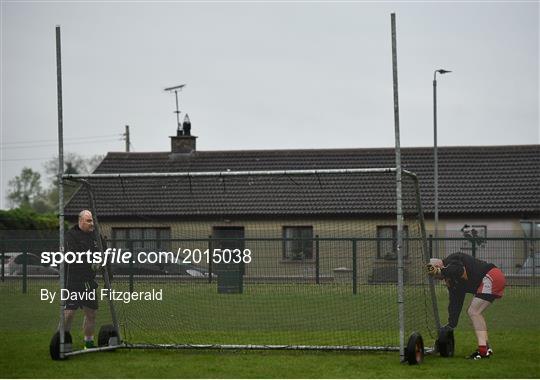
[64,225,104,289]
[441,252,496,328]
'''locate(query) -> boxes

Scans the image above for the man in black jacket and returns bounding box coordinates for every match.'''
[63,210,102,349]
[427,252,506,360]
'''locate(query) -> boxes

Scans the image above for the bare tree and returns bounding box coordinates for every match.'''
[43,153,104,184]
[42,153,104,209]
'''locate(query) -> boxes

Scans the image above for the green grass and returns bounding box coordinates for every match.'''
[1,280,539,378]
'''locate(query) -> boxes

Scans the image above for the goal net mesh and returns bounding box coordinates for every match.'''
[66,170,438,351]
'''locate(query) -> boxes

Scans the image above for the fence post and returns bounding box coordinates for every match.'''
[128,240,134,293]
[315,235,320,284]
[532,243,536,278]
[352,239,357,295]
[471,238,477,259]
[428,234,433,259]
[22,251,27,294]
[208,235,213,284]
[1,250,4,282]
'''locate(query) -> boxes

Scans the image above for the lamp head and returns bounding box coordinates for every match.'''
[436,69,452,74]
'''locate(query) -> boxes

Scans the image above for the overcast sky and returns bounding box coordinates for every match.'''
[1,1,539,210]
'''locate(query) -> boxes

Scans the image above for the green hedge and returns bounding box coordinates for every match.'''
[0,208,63,230]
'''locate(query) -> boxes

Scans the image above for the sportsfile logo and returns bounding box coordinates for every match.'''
[40,248,252,266]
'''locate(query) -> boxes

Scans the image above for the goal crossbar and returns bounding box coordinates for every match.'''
[63,167,418,180]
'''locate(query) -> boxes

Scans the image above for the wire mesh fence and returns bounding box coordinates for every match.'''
[1,232,538,359]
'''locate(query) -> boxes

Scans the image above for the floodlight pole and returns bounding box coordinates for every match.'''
[433,69,451,257]
[55,25,67,359]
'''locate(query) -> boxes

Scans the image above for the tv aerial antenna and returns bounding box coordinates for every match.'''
[164,84,186,133]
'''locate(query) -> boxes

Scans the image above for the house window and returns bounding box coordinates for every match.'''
[112,228,171,252]
[377,226,408,259]
[283,226,313,261]
[461,224,487,248]
[520,221,540,239]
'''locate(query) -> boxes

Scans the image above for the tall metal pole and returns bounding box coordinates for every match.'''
[433,73,439,257]
[391,13,405,362]
[55,25,66,359]
[433,69,451,257]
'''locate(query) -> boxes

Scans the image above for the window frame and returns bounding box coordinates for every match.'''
[282,226,314,261]
[376,225,409,260]
[112,227,171,252]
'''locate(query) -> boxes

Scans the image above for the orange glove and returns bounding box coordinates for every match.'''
[426,263,441,276]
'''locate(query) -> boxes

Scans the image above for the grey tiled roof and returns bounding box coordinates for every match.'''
[65,145,540,218]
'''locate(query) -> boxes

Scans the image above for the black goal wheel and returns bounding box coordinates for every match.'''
[437,326,455,357]
[405,332,424,365]
[98,324,119,347]
[49,331,72,360]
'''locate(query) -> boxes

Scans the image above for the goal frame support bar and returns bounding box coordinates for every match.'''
[127,343,435,354]
[63,342,436,357]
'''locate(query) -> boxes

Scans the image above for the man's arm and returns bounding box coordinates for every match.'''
[447,286,466,328]
[441,260,465,280]
[64,230,74,252]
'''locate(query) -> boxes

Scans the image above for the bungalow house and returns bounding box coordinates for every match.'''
[64,123,540,281]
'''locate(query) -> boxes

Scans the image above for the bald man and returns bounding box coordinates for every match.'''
[63,210,103,349]
[427,253,506,360]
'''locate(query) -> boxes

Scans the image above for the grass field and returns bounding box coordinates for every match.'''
[1,279,539,378]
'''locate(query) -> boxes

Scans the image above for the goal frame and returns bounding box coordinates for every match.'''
[57,167,441,360]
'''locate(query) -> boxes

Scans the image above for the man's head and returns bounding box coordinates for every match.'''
[429,258,443,268]
[78,210,94,233]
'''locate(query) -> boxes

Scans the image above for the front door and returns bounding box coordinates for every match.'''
[212,226,245,293]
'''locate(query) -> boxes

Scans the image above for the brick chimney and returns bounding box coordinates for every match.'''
[170,114,197,153]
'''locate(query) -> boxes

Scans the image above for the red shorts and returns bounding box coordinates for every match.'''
[476,267,506,300]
